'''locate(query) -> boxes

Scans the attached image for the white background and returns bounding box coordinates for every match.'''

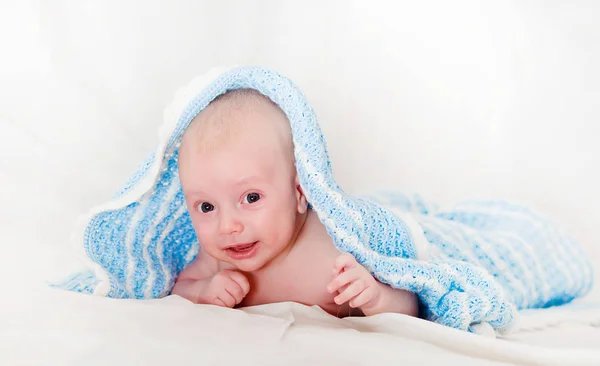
[1,0,598,290]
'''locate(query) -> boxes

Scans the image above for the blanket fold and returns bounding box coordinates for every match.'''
[56,66,594,334]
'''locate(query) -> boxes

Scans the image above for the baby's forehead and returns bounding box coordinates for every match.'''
[179,149,288,195]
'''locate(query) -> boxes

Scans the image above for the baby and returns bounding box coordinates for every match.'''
[172,88,418,318]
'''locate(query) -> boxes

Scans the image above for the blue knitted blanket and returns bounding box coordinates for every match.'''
[56,66,594,334]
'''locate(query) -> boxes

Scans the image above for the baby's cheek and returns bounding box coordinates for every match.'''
[264,214,289,240]
[193,223,215,244]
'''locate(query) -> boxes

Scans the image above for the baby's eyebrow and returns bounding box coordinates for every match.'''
[183,191,204,198]
[234,175,262,185]
[182,187,208,196]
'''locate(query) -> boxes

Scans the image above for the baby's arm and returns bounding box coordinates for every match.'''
[327,253,419,317]
[171,248,250,307]
[171,249,217,302]
[365,279,419,317]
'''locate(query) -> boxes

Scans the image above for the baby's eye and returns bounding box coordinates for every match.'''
[198,202,214,213]
[243,193,261,204]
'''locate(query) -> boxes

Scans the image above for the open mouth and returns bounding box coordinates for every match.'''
[225,241,259,259]
[227,242,256,252]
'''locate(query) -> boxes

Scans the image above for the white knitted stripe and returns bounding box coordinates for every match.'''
[124,199,147,296]
[388,208,430,260]
[466,205,575,293]
[143,176,183,298]
[501,232,551,305]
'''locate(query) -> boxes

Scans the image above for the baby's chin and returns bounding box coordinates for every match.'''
[229,258,267,273]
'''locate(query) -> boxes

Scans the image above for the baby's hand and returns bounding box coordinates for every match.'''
[327,253,381,311]
[204,270,250,308]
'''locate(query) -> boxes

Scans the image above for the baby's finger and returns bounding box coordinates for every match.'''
[334,279,366,305]
[229,271,251,296]
[225,279,245,304]
[213,297,228,308]
[349,286,376,308]
[217,290,237,308]
[337,283,350,294]
[334,253,357,273]
[327,268,360,294]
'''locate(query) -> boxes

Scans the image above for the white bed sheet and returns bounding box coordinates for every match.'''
[3,276,599,366]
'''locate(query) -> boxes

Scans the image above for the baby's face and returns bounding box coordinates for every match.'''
[178,100,306,272]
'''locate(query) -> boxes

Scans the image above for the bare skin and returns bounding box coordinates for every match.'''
[171,90,418,318]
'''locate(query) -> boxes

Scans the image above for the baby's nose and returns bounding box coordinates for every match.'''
[218,211,244,235]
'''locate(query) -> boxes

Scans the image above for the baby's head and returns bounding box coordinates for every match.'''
[178,89,308,272]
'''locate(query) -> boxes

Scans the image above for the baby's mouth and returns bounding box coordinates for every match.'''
[226,242,257,252]
[224,241,259,260]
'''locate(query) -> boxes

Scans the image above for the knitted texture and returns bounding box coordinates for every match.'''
[55,66,594,333]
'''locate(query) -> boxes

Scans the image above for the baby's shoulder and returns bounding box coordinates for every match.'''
[302,209,336,247]
[292,210,339,261]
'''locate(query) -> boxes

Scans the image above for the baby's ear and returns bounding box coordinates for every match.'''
[294,175,308,214]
